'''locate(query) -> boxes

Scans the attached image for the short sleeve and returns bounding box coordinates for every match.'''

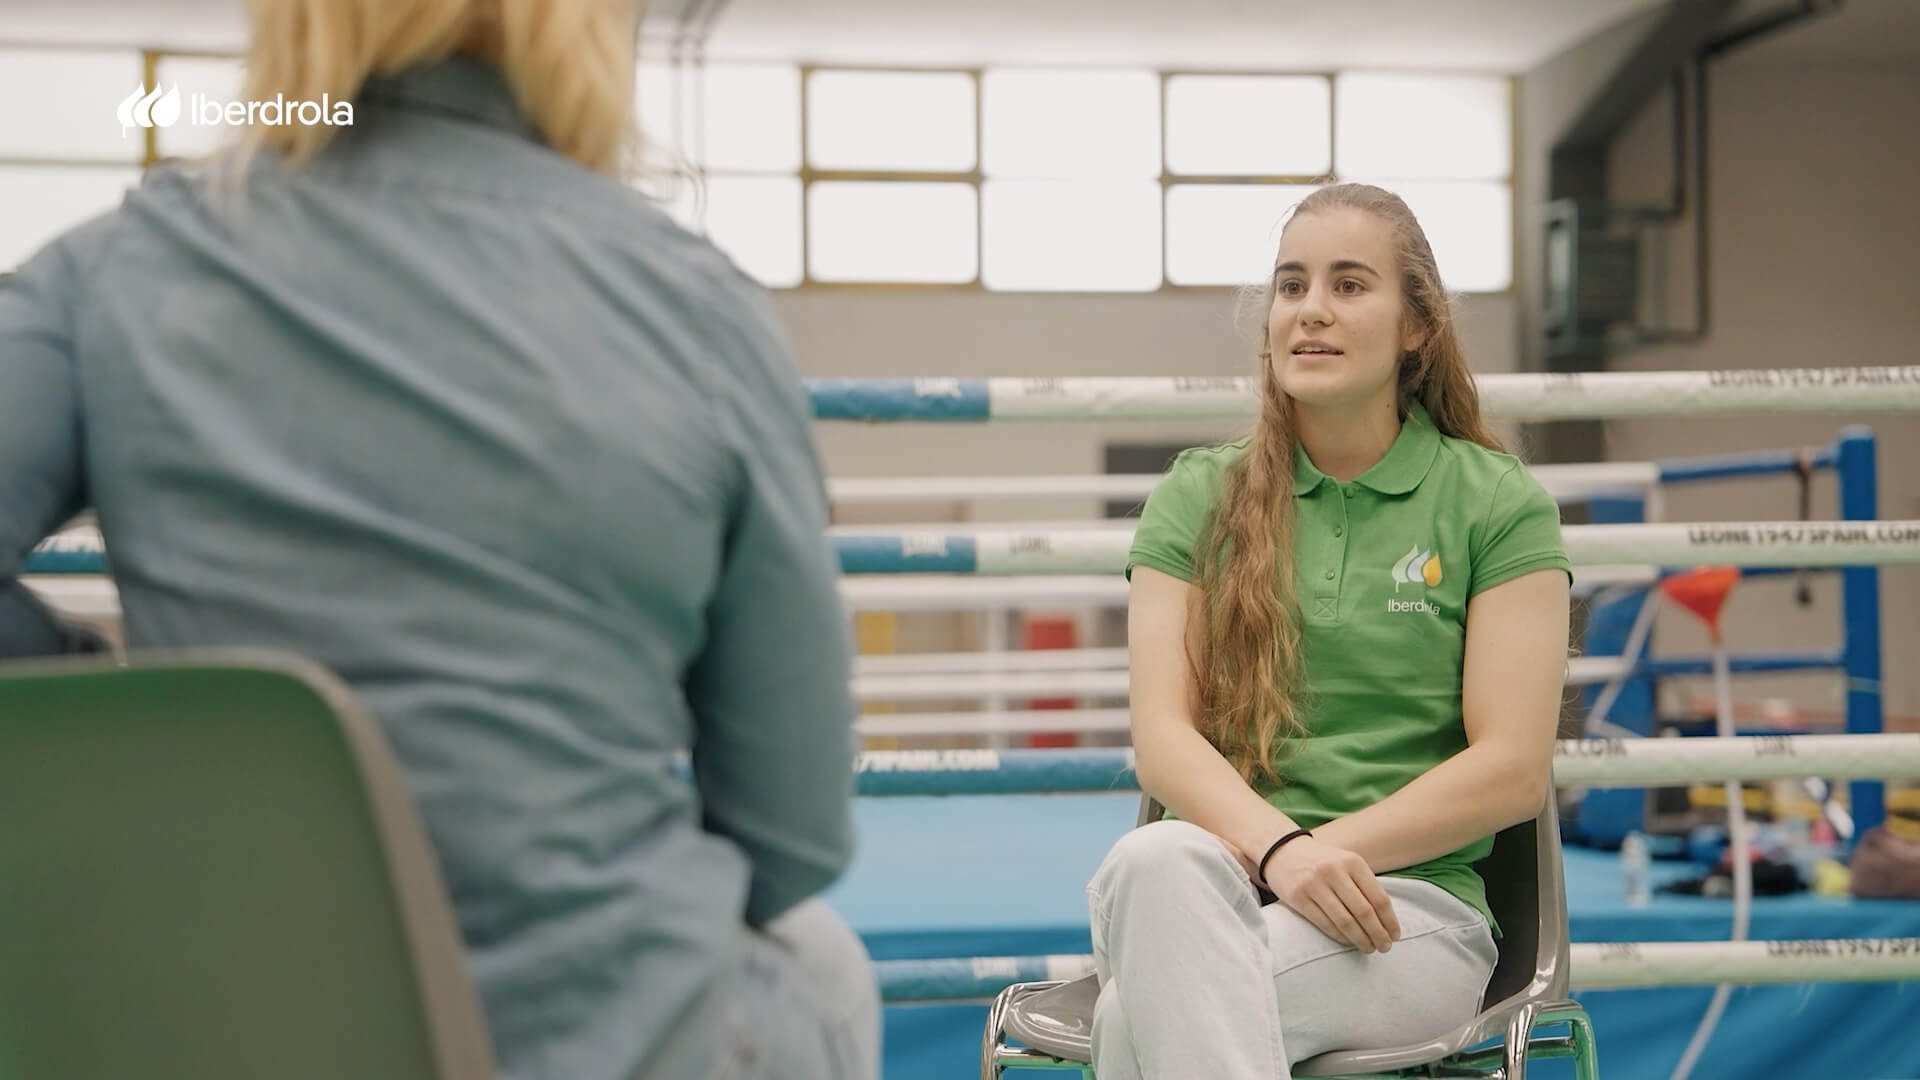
[1125,449,1225,583]
[1470,463,1573,597]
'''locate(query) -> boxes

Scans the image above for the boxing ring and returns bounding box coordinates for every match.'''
[20,365,1920,1079]
[811,367,1920,1080]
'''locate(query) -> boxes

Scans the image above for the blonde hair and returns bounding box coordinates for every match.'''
[1194,182,1505,788]
[232,0,644,174]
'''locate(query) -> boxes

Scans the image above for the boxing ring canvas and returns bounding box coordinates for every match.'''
[823,792,1920,1080]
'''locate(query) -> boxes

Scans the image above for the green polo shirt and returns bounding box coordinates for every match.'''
[1126,402,1571,934]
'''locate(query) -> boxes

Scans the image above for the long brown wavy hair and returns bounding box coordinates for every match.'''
[1193,182,1508,787]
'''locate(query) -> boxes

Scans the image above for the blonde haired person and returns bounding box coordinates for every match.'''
[1090,183,1572,1077]
[0,3,879,1079]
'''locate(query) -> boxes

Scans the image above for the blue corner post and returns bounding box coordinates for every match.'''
[1837,427,1884,842]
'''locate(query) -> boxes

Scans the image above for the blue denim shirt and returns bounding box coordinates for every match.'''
[0,57,858,1080]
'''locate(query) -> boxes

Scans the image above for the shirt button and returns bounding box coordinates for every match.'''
[1323,570,1335,581]
[1342,485,1354,498]
[1333,525,1343,537]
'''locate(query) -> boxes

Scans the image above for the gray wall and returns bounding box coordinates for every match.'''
[1514,3,1671,376]
[1603,51,1920,724]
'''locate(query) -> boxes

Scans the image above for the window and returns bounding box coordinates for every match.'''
[983,180,1161,292]
[638,62,801,172]
[1165,184,1318,287]
[1352,179,1513,294]
[0,49,1516,292]
[0,166,143,269]
[1164,75,1330,177]
[808,182,977,284]
[637,62,1512,292]
[1330,74,1513,291]
[980,70,1159,290]
[982,69,1159,179]
[1334,73,1510,181]
[656,175,806,288]
[808,70,974,172]
[636,63,804,286]
[0,48,145,270]
[152,55,247,160]
[0,48,145,162]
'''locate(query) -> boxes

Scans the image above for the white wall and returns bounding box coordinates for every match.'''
[1604,55,1920,725]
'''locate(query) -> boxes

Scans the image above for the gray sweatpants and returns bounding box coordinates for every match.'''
[1087,820,1497,1079]
[660,899,881,1080]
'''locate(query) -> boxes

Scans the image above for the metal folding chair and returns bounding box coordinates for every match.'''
[982,795,1597,1079]
[0,650,496,1080]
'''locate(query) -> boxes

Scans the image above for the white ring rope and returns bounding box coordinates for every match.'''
[938,939,1920,994]
[854,734,1920,787]
[840,567,1655,610]
[886,520,1920,574]
[1572,939,1920,990]
[856,669,1129,703]
[857,708,1131,738]
[3,563,1765,624]
[831,519,1130,536]
[851,655,1634,705]
[965,368,1920,421]
[19,577,121,620]
[1528,732,1915,786]
[855,647,1129,675]
[841,575,1129,612]
[25,567,1667,632]
[828,462,1661,506]
[19,574,1150,620]
[831,475,1163,503]
[20,574,1150,620]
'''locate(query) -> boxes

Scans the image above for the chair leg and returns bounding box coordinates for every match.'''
[980,984,1014,1080]
[1502,1001,1543,1080]
[1565,1008,1599,1080]
[980,982,1096,1079]
[1527,1001,1600,1080]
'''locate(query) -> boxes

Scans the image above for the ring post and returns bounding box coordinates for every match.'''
[1837,427,1884,841]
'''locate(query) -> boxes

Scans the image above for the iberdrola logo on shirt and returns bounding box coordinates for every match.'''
[1391,544,1442,591]
[1388,544,1442,614]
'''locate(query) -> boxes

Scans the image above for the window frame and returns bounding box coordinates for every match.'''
[0,48,1520,295]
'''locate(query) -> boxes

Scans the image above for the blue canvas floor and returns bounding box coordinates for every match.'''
[824,793,1920,1080]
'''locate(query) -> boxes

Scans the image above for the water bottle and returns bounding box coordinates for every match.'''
[1783,815,1815,886]
[1622,830,1652,907]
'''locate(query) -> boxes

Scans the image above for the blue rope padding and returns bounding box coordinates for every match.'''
[806,378,992,421]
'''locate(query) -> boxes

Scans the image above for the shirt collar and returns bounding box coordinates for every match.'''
[1293,401,1442,497]
[358,55,539,141]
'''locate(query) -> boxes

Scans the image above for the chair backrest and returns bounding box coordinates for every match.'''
[1475,798,1571,1008]
[1133,794,1569,1008]
[0,651,496,1080]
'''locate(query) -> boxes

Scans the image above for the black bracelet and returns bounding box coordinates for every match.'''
[1257,828,1314,880]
